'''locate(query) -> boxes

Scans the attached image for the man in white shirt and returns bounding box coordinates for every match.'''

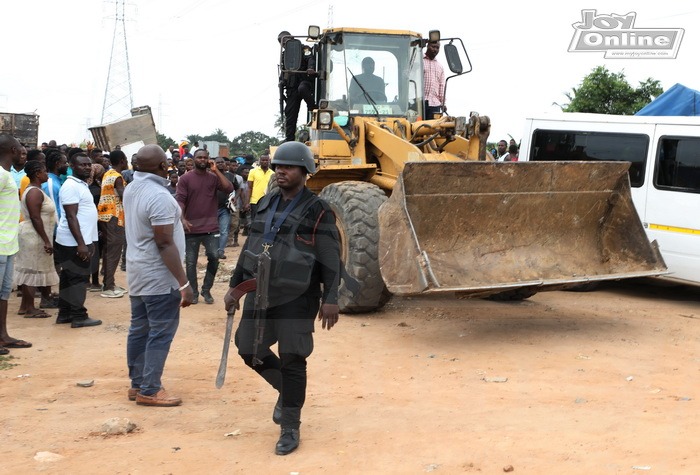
[55,152,102,328]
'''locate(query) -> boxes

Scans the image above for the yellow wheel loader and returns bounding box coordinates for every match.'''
[277,26,665,313]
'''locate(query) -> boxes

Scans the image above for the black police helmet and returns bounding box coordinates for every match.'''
[271,142,316,174]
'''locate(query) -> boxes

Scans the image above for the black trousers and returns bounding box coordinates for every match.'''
[425,104,443,119]
[98,217,125,290]
[55,242,96,320]
[235,293,318,428]
[284,82,314,142]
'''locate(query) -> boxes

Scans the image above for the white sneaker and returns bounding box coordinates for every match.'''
[100,289,125,298]
[114,286,128,294]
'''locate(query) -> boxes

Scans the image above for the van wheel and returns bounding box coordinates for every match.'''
[320,181,390,313]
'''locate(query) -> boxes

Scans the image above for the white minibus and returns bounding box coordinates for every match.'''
[520,113,700,287]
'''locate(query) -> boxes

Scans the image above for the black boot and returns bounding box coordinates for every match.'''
[272,394,282,425]
[276,406,301,452]
[275,427,300,455]
[71,317,102,328]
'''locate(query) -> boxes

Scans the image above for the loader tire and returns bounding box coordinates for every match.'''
[266,174,279,194]
[565,282,600,292]
[486,288,538,302]
[319,181,390,313]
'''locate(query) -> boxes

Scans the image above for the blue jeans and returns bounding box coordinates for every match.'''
[127,289,181,395]
[0,254,15,300]
[217,207,231,254]
[185,233,219,298]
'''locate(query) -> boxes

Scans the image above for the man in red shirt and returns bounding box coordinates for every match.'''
[175,149,233,304]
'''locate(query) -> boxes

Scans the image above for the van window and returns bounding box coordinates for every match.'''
[530,130,649,187]
[655,137,700,194]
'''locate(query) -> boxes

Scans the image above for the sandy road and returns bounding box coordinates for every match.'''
[1,258,698,474]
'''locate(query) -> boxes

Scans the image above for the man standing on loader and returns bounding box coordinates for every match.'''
[278,30,316,142]
[423,40,446,118]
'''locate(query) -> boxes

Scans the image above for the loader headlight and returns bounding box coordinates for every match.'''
[318,110,333,130]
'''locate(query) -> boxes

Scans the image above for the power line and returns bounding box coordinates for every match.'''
[101,0,134,124]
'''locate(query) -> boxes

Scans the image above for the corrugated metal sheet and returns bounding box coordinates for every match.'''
[0,112,40,148]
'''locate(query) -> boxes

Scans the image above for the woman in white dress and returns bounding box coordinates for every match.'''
[14,160,59,318]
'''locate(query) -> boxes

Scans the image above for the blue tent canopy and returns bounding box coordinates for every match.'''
[636,83,700,116]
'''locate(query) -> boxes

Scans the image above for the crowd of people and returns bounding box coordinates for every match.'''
[0,136,264,342]
[493,139,520,161]
[1,135,341,456]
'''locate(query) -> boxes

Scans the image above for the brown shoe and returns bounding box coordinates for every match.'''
[129,386,165,401]
[135,389,182,407]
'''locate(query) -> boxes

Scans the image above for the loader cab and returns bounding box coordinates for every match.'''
[281,27,472,123]
[279,28,430,120]
[317,29,426,120]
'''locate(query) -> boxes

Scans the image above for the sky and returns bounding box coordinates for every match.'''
[2,1,698,148]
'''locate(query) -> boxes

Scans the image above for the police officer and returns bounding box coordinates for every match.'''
[224,141,340,456]
[278,30,316,142]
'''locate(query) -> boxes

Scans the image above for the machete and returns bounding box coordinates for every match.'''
[216,279,256,389]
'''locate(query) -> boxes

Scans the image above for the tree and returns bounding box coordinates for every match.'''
[156,131,176,151]
[186,133,203,145]
[230,131,281,158]
[202,128,230,143]
[562,66,663,115]
[274,113,286,139]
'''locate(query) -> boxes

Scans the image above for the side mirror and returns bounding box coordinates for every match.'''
[283,39,303,71]
[444,43,463,74]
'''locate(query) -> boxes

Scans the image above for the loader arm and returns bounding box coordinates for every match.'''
[360,115,487,192]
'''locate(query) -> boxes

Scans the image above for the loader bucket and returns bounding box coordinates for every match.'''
[378,161,666,297]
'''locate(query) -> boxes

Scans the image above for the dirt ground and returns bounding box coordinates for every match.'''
[1,240,698,475]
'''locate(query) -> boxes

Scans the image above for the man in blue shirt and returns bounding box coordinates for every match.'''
[42,149,68,221]
[10,144,27,188]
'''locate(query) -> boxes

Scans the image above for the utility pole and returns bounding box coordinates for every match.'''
[101,0,134,124]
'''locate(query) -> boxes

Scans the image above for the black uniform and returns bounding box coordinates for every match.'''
[281,50,315,142]
[230,187,340,429]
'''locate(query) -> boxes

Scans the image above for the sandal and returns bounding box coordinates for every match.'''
[0,339,32,349]
[23,310,51,319]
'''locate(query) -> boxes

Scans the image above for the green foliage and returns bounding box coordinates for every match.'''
[0,355,18,371]
[230,131,281,158]
[204,128,229,143]
[562,66,663,115]
[186,133,204,145]
[156,131,176,150]
[274,113,285,138]
[161,128,280,159]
